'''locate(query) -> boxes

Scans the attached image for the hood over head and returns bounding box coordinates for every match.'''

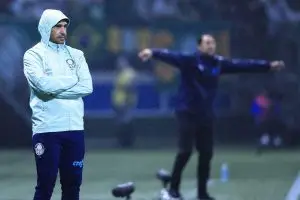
[38,9,70,45]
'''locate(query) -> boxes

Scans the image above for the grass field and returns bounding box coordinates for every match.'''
[0,148,299,200]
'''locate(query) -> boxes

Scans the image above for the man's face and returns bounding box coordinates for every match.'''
[198,35,216,55]
[50,20,68,44]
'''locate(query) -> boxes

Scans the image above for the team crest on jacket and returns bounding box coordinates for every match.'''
[66,59,76,70]
[34,143,45,156]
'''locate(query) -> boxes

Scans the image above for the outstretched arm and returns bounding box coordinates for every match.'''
[138,48,194,69]
[216,55,284,74]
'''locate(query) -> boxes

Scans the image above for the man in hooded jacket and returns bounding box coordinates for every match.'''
[23,9,93,200]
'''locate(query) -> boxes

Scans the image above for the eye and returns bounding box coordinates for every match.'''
[54,24,67,28]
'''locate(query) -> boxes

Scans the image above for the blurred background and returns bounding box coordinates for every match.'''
[0,0,300,199]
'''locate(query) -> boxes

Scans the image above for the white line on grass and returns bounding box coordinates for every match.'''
[285,172,300,200]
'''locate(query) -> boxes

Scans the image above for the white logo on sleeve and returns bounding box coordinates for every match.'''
[198,64,204,71]
[34,143,45,156]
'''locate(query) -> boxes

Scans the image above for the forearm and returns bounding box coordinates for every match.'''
[151,49,186,68]
[32,76,79,94]
[220,58,271,74]
[24,51,78,94]
[55,51,93,99]
[55,79,93,99]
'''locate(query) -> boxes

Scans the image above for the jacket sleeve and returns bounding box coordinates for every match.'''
[151,49,194,69]
[216,55,271,74]
[55,52,93,99]
[23,50,78,95]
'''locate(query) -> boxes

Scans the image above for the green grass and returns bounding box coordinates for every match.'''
[0,148,299,200]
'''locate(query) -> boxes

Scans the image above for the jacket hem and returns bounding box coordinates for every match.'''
[32,126,84,135]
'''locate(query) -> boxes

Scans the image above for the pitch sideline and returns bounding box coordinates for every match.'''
[285,172,300,200]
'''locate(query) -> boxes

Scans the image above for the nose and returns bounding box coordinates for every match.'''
[59,27,66,35]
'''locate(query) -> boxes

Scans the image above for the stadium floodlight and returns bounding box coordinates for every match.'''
[112,182,135,200]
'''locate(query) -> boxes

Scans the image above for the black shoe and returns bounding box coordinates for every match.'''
[168,189,184,200]
[198,193,215,200]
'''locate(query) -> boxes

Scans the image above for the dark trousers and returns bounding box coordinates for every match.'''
[170,111,213,197]
[32,131,85,200]
[114,107,135,148]
[116,121,134,148]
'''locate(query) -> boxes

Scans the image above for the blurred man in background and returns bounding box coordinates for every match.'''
[112,56,137,148]
[138,34,285,200]
[23,9,92,200]
[251,90,284,153]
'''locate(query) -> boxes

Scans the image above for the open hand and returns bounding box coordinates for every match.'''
[270,61,285,71]
[138,49,153,62]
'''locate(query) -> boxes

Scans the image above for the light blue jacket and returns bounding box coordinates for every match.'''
[23,9,93,134]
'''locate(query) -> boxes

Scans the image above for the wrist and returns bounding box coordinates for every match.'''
[151,49,160,57]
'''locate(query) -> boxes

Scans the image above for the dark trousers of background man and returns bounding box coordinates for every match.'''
[170,111,214,197]
[114,107,135,148]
